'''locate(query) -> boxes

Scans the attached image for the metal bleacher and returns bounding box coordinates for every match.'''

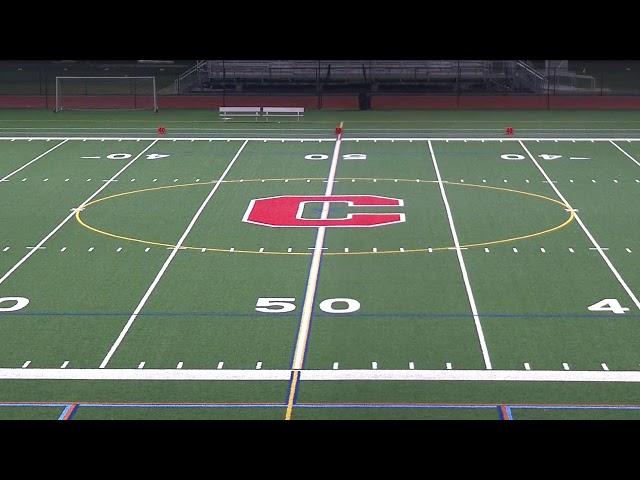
[174,60,593,94]
[202,60,491,84]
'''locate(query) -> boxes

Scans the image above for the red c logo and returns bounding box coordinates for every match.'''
[242,195,405,228]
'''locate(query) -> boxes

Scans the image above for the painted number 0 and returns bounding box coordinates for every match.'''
[107,153,133,160]
[0,297,29,312]
[318,298,361,313]
[255,297,360,314]
[305,154,367,161]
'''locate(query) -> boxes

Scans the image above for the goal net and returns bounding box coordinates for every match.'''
[55,76,158,112]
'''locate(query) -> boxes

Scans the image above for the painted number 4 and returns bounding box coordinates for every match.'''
[104,153,170,160]
[256,297,360,314]
[588,298,629,315]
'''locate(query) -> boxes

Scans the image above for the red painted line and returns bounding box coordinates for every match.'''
[500,405,512,420]
[62,403,79,420]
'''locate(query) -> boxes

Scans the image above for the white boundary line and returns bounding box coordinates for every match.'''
[290,135,342,370]
[519,140,640,313]
[99,140,249,368]
[342,138,640,142]
[0,140,158,288]
[1,137,640,142]
[2,368,640,382]
[610,140,640,168]
[6,127,640,131]
[428,141,492,370]
[0,139,68,182]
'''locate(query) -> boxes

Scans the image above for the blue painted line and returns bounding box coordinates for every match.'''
[0,311,298,318]
[57,407,70,420]
[1,310,636,320]
[294,404,498,409]
[511,404,640,411]
[79,403,286,409]
[314,312,640,320]
[58,404,75,420]
[505,406,513,420]
[4,402,640,414]
[300,250,326,370]
[286,237,317,389]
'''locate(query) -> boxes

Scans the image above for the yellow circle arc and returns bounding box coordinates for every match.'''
[75,177,575,256]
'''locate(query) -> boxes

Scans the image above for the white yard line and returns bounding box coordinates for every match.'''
[5,127,640,132]
[519,140,640,312]
[2,136,640,142]
[342,138,640,142]
[98,140,249,368]
[0,140,158,288]
[0,368,639,382]
[0,139,68,182]
[610,140,640,168]
[428,141,492,370]
[290,135,342,370]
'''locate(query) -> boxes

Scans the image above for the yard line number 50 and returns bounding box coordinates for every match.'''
[256,297,360,314]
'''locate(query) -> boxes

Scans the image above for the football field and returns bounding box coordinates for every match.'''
[2,110,640,419]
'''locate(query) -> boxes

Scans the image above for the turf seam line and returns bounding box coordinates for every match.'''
[98,139,249,369]
[428,140,492,370]
[519,140,640,314]
[0,140,159,288]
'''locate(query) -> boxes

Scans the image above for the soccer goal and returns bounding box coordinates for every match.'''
[54,76,158,112]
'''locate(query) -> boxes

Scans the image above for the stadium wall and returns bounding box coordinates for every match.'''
[371,95,640,109]
[3,94,640,110]
[0,95,360,110]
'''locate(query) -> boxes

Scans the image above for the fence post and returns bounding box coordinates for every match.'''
[316,61,321,109]
[456,60,460,109]
[546,69,550,110]
[44,68,49,110]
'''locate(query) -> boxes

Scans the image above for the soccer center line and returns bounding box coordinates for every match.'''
[9,368,640,382]
[0,140,159,288]
[285,127,343,420]
[289,133,342,372]
[428,141,492,370]
[519,140,640,313]
[98,140,249,369]
[0,139,68,182]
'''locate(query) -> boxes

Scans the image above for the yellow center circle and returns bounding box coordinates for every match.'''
[75,178,575,255]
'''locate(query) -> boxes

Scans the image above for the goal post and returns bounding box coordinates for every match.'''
[54,76,158,112]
